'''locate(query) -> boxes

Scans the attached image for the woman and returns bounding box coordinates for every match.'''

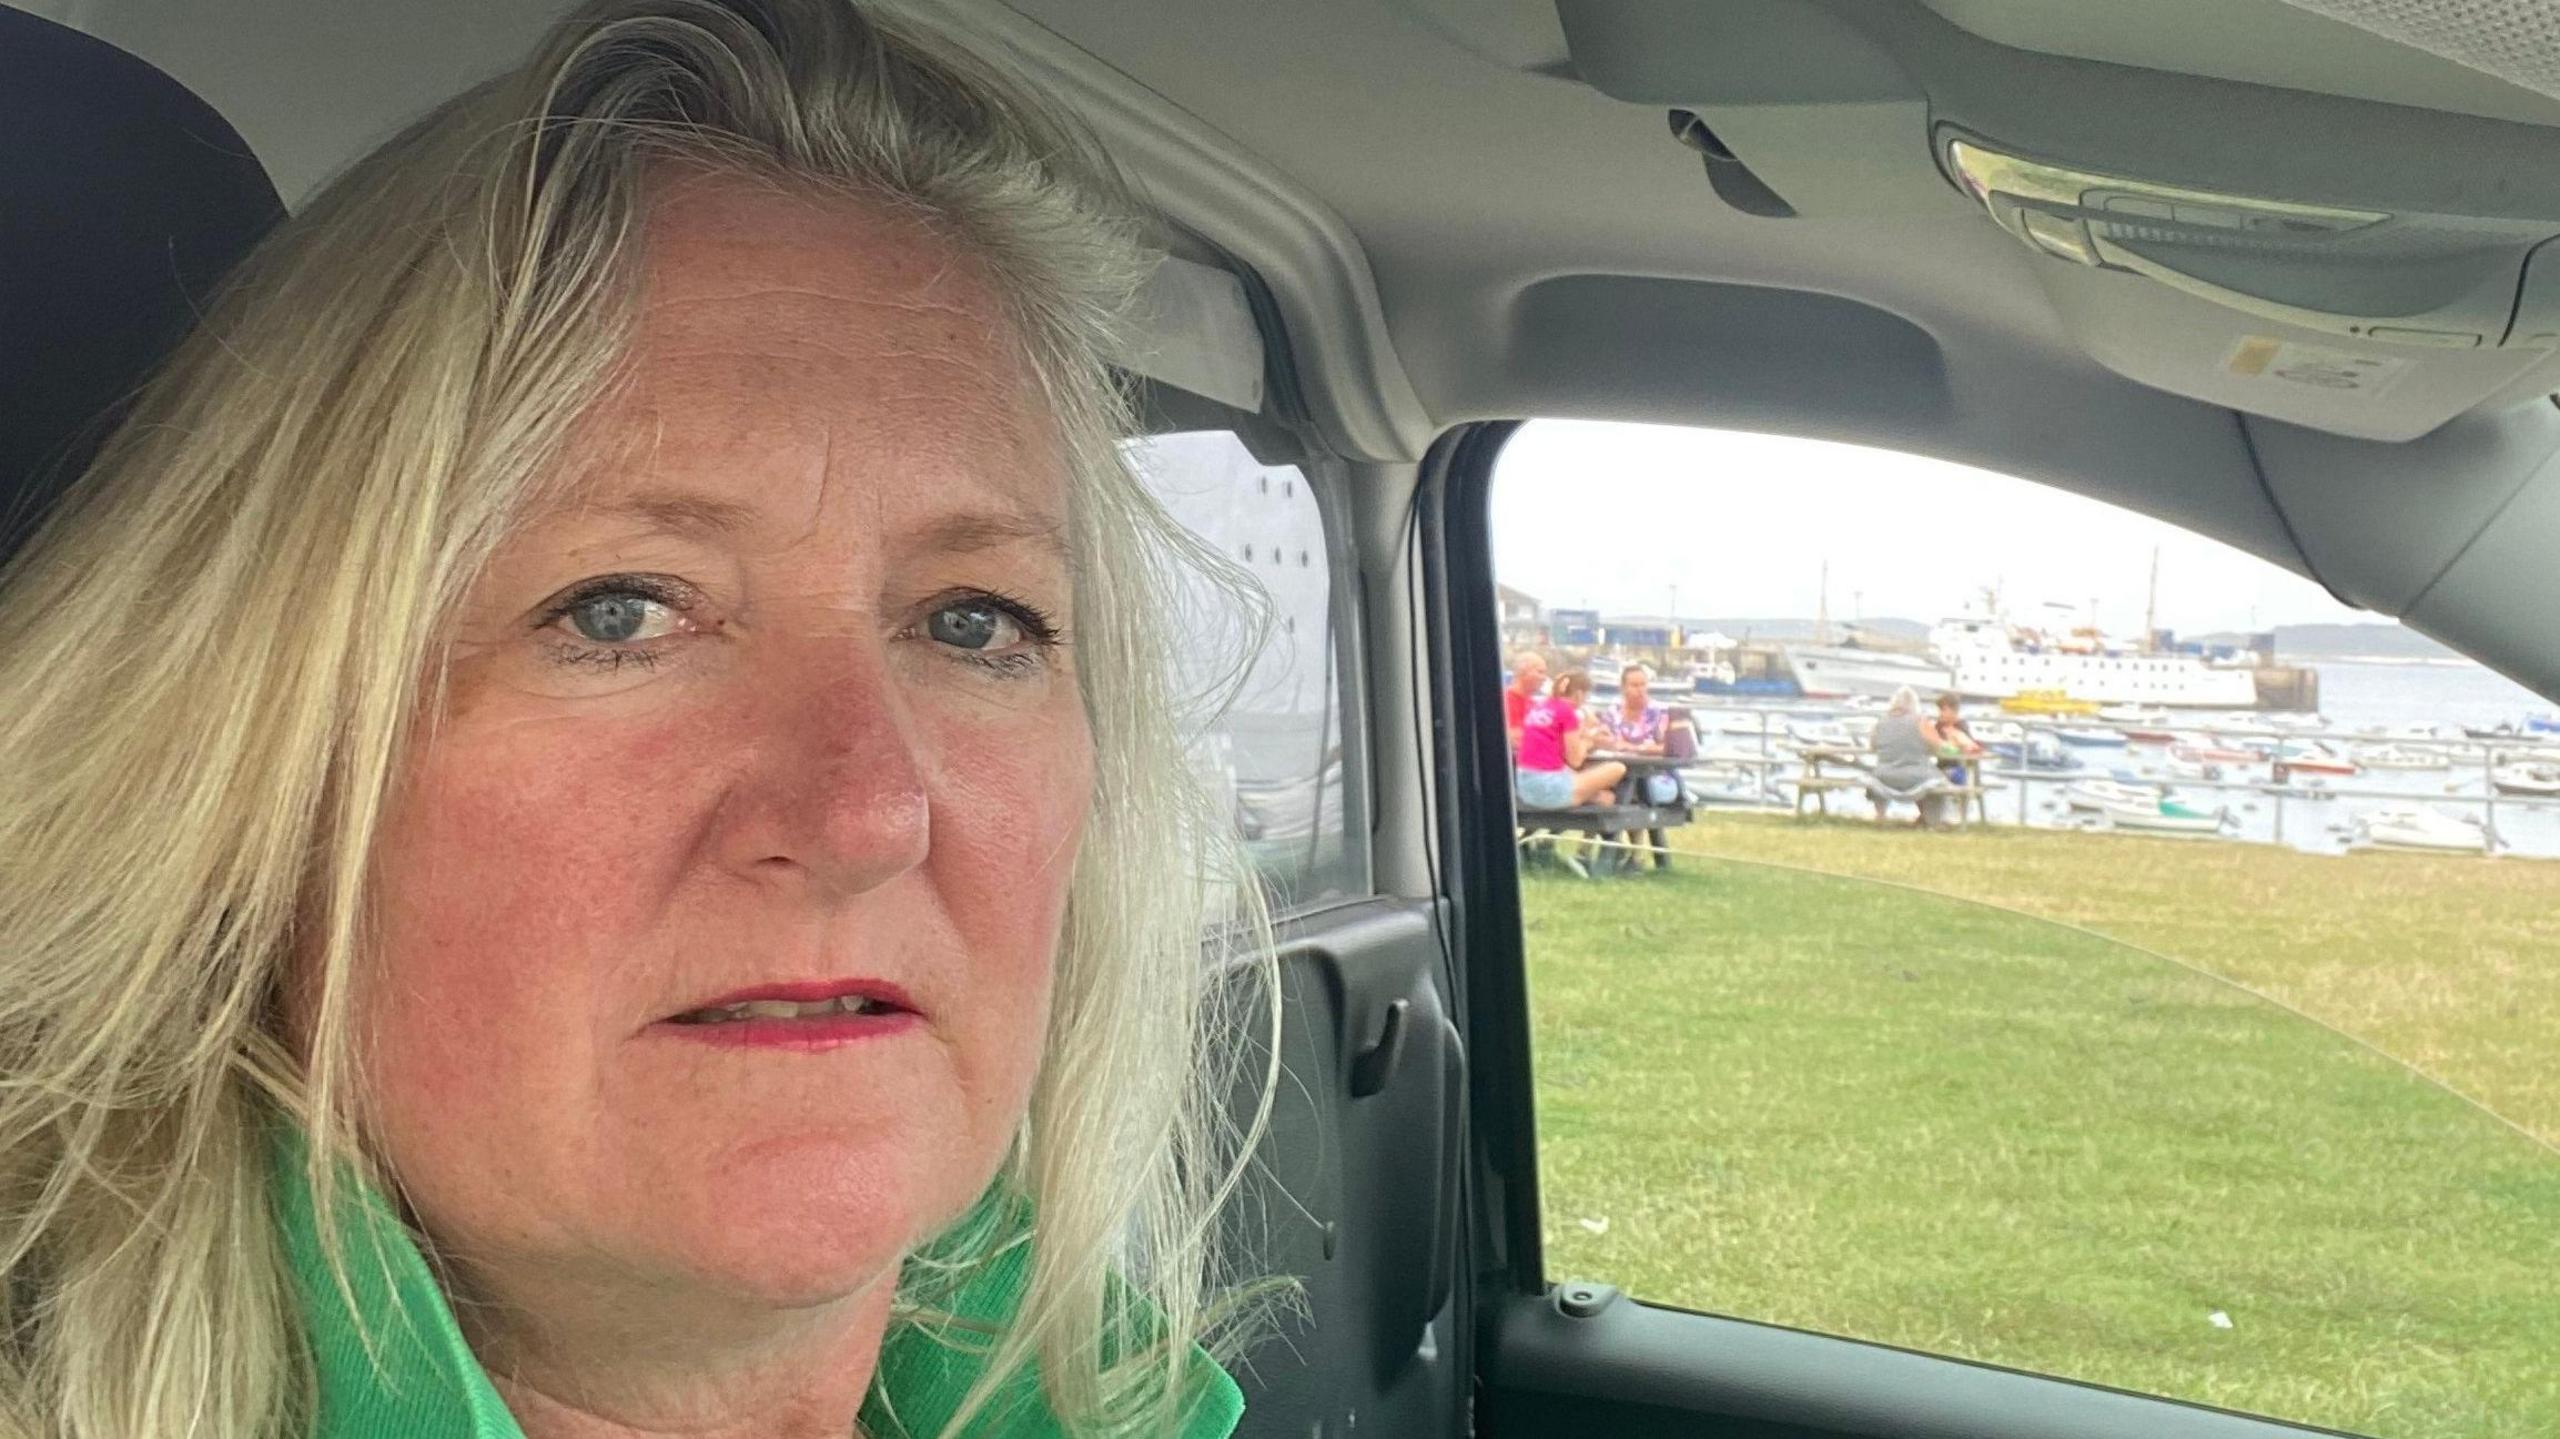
[0,3,1273,1436]
[1870,685,1961,828]
[1516,670,1626,809]
[1597,664,1669,755]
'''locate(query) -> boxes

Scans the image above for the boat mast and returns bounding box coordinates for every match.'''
[1816,557,1831,645]
[2143,546,2160,653]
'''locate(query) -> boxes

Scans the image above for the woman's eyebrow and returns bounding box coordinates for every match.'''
[911,511,1067,561]
[593,491,766,543]
[579,492,1065,560]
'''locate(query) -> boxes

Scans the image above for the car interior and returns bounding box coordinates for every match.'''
[11,1,2560,1436]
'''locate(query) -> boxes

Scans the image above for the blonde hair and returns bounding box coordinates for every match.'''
[0,2,1276,1435]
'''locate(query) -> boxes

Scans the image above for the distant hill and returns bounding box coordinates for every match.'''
[1675,617,2456,660]
[2189,623,2459,661]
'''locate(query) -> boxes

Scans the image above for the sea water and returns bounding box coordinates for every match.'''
[2313,658,2549,732]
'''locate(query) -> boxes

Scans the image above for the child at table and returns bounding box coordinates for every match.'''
[1517,671,1627,809]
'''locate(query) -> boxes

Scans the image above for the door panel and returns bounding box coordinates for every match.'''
[1228,899,1468,1439]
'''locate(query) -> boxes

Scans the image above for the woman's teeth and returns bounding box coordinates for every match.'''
[672,996,894,1024]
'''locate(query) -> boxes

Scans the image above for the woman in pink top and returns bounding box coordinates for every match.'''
[1516,671,1627,809]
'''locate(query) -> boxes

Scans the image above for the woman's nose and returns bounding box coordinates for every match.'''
[722,644,932,902]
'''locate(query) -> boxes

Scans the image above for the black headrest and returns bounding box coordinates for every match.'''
[0,5,284,562]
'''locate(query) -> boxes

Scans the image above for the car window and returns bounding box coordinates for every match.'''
[1127,427,1362,911]
[1496,419,2560,1439]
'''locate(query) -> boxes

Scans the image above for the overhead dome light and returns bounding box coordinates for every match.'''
[1944,135,2560,351]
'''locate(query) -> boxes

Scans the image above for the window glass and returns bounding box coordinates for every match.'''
[1127,429,1359,909]
[1497,419,2560,1439]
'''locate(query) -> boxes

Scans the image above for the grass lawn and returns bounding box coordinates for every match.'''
[1525,816,2560,1438]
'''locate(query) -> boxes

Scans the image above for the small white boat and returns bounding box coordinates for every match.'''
[2357,743,2452,771]
[2101,796,2227,834]
[2064,778,2163,811]
[1786,720,1857,750]
[2354,807,2493,854]
[2491,762,2560,797]
[2097,704,2173,727]
[2165,757,2225,783]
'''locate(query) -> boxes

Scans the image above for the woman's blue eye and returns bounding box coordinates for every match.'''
[555,589,681,645]
[573,591,660,640]
[927,599,1022,652]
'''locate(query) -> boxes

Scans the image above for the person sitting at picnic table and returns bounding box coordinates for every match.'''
[1598,663,1686,755]
[1518,670,1627,810]
[1503,649,1550,749]
[1871,685,1965,828]
[1932,690,1985,785]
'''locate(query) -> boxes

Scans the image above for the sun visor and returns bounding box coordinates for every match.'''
[1555,0,2560,440]
[1112,253,1267,414]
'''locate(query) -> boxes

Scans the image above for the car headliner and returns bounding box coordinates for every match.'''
[28,0,2560,696]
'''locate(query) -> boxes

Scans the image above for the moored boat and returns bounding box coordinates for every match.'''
[2064,778,2162,811]
[2270,742,2358,777]
[2001,689,2101,717]
[2356,742,2452,771]
[2490,762,2560,797]
[1786,720,1858,751]
[2056,726,2129,748]
[2101,796,2226,834]
[2353,807,2493,854]
[1986,733,2082,771]
[2171,733,2259,765]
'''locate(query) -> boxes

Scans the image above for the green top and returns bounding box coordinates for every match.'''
[273,1135,1245,1438]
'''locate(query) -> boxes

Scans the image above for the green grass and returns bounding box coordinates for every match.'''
[1525,817,2560,1438]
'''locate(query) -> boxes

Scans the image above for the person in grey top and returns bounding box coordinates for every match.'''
[1870,686,1958,827]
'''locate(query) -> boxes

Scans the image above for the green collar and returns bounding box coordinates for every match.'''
[272,1134,1243,1438]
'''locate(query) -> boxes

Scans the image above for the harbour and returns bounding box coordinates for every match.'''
[1655,666,2560,859]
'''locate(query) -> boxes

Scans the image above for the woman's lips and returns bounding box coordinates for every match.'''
[649,978,921,1051]
[651,1009,920,1050]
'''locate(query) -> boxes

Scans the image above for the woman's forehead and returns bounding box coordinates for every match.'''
[550,178,1067,542]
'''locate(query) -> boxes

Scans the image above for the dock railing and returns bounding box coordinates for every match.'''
[1671,701,2560,855]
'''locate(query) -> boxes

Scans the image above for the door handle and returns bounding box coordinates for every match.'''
[1349,997,1410,1098]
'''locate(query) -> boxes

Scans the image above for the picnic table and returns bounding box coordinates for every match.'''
[1793,741,1992,823]
[1792,743,1871,817]
[1517,750,1693,874]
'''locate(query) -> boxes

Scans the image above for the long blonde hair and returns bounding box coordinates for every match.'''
[0,2,1276,1435]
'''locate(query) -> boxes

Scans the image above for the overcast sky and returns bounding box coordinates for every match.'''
[1491,420,2377,637]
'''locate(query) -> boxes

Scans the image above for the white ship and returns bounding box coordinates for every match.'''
[1788,597,2259,709]
[1783,644,1953,700]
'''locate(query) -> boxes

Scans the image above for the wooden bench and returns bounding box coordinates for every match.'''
[1518,801,1693,873]
[1798,774,1993,823]
[1792,775,1869,817]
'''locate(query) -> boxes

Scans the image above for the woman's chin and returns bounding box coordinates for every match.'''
[644,1134,979,1304]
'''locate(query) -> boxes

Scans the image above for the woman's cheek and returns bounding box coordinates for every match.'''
[929,690,1090,1073]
